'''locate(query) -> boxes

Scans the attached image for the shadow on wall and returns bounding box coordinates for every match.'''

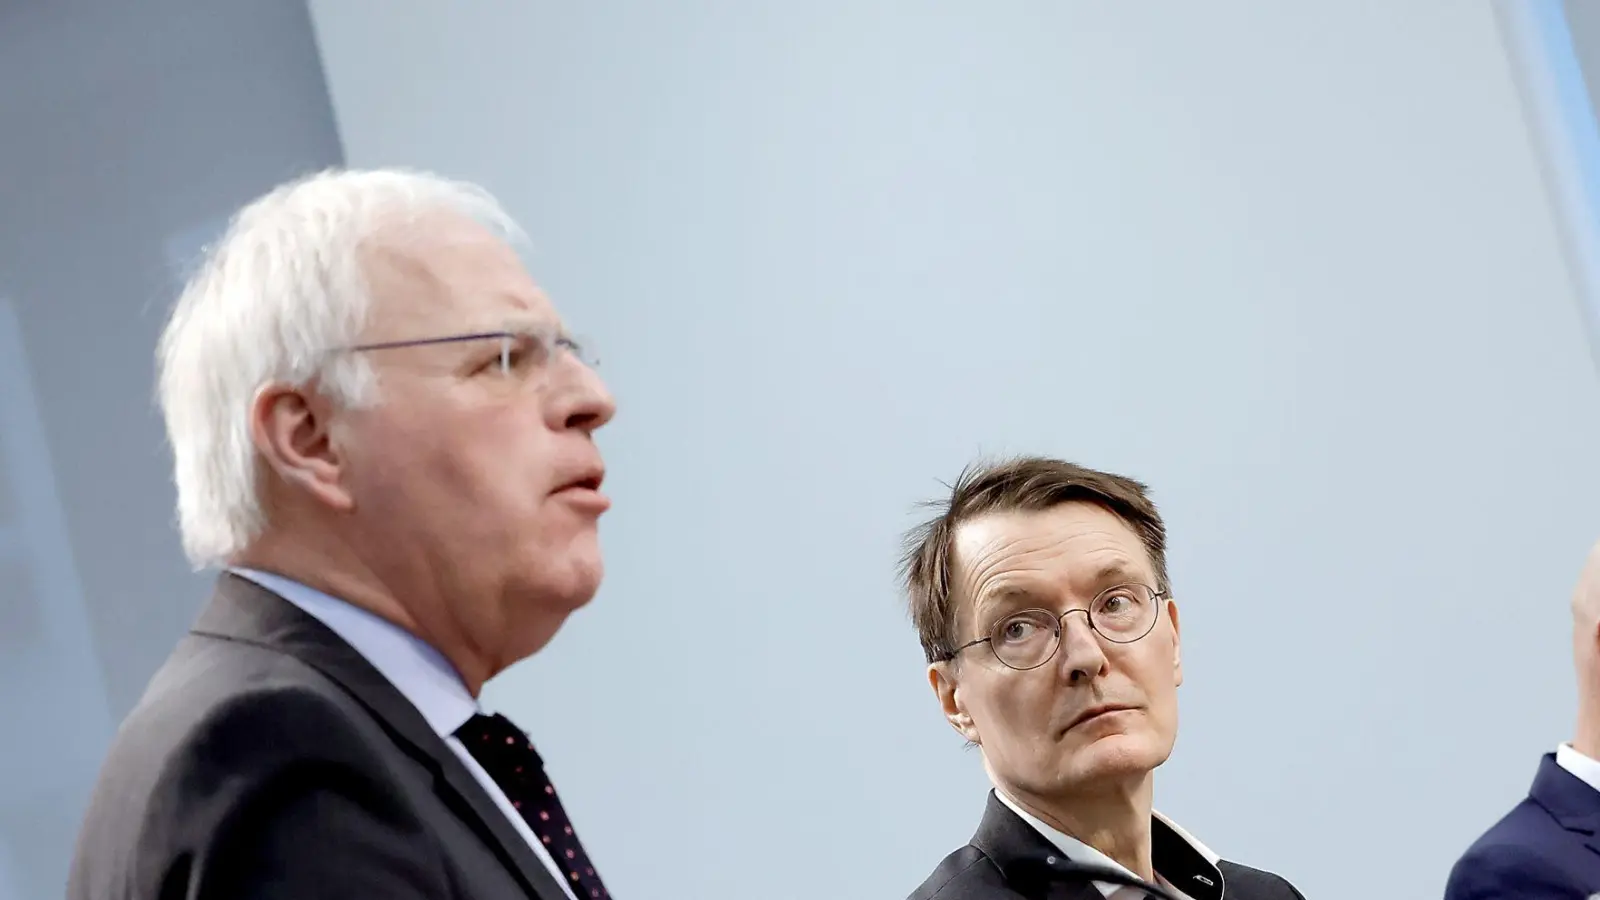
[0,299,114,900]
[0,843,14,900]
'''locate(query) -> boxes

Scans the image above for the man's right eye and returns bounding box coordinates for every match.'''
[478,335,531,376]
[999,618,1037,643]
[499,348,529,373]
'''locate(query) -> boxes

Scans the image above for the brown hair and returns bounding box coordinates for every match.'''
[899,456,1169,664]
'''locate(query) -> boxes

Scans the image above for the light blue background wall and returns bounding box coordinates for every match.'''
[301,3,1600,898]
[3,1,1599,898]
[0,1,342,896]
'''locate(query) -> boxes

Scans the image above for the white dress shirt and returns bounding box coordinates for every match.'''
[995,789,1222,900]
[232,568,579,900]
[1557,741,1600,794]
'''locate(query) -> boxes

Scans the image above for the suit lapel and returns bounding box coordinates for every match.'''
[193,574,572,900]
[429,759,577,900]
[968,792,1103,900]
[1043,880,1106,900]
[1528,752,1600,858]
[966,791,1245,900]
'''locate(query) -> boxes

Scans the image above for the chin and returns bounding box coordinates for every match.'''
[549,549,605,612]
[520,529,604,609]
[500,563,602,665]
[1066,733,1169,784]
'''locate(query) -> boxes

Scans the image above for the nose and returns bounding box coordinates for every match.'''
[550,357,616,433]
[1055,609,1109,685]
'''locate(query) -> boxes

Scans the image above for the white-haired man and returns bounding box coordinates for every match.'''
[67,169,617,900]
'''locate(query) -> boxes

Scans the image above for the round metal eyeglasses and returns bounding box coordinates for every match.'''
[943,583,1170,671]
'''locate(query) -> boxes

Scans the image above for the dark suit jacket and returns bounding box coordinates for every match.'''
[67,573,576,900]
[1445,753,1600,899]
[908,792,1305,900]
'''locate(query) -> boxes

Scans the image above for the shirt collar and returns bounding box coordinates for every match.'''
[1556,742,1600,795]
[994,787,1224,900]
[229,567,478,737]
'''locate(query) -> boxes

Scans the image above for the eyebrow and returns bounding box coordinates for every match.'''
[462,317,556,335]
[970,585,1044,624]
[1087,560,1146,587]
[432,320,564,350]
[492,288,545,311]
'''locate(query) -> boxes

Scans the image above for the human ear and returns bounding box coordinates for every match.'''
[930,661,981,744]
[1166,598,1183,688]
[249,384,354,513]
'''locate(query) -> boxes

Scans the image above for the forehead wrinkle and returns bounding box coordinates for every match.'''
[491,287,552,315]
[953,527,1057,632]
[956,524,1153,625]
[361,218,541,345]
[470,311,560,337]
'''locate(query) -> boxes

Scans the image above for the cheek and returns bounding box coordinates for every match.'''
[972,670,1056,738]
[1124,650,1182,733]
[1125,638,1179,688]
[470,411,557,489]
[339,419,417,500]
[347,420,516,530]
[406,414,543,495]
[365,432,464,502]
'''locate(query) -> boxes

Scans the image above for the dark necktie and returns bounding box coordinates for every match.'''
[456,712,612,899]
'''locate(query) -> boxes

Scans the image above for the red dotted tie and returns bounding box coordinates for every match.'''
[456,713,611,899]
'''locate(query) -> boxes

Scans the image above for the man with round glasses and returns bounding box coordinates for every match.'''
[900,457,1305,900]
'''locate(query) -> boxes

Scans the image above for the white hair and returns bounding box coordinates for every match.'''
[157,168,526,569]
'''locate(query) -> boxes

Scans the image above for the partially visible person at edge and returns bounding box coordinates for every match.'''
[68,168,617,900]
[900,456,1307,900]
[1445,537,1600,899]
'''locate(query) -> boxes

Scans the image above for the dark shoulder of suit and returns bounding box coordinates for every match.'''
[65,574,574,900]
[1445,753,1600,900]
[910,843,1031,900]
[1218,862,1306,900]
[907,793,1305,900]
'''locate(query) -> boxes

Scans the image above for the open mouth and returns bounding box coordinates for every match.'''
[554,470,609,512]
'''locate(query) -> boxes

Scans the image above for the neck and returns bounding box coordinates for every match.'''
[1574,709,1600,761]
[1574,650,1600,759]
[233,527,492,696]
[1004,775,1156,881]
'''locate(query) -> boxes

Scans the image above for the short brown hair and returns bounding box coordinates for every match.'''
[899,456,1169,664]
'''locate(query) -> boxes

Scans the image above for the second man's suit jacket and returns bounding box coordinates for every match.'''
[67,573,578,900]
[908,792,1306,900]
[1445,752,1600,899]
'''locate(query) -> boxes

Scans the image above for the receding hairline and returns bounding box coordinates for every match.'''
[899,455,1170,664]
[944,502,1161,624]
[355,203,524,276]
[354,205,547,336]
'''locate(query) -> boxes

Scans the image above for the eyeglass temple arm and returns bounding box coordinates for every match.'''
[343,331,511,353]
